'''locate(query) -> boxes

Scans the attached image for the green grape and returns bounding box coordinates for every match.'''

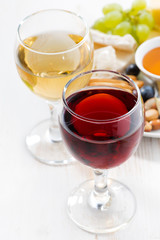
[102,3,122,15]
[136,24,150,43]
[112,21,132,36]
[123,9,132,20]
[92,0,154,43]
[138,11,154,29]
[103,10,123,29]
[92,18,107,33]
[131,24,138,41]
[132,0,146,12]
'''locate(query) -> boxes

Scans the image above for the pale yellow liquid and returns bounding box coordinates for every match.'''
[16,31,93,101]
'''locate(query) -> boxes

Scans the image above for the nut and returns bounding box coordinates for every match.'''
[145,109,159,121]
[145,98,156,111]
[150,119,160,130]
[144,121,152,132]
[155,97,160,115]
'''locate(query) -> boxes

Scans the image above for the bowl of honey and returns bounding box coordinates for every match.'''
[135,36,160,81]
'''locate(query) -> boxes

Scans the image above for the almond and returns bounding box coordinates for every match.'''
[144,121,152,132]
[144,98,156,111]
[145,109,159,121]
[150,119,160,130]
[155,97,160,115]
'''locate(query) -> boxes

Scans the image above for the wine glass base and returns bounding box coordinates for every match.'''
[26,119,74,166]
[67,178,136,234]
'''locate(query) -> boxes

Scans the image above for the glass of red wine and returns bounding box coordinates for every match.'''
[59,70,144,233]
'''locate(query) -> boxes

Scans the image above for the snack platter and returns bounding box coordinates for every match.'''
[92,35,160,138]
[135,75,160,137]
[91,1,160,139]
[141,75,160,138]
[144,129,160,138]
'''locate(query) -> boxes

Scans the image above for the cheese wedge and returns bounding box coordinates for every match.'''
[93,46,135,72]
[91,29,137,52]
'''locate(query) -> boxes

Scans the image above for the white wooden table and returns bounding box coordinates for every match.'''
[0,0,160,239]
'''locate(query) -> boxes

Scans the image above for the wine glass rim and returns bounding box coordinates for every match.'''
[17,9,89,55]
[62,69,141,124]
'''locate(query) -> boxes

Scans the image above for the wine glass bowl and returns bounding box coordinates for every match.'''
[15,9,93,165]
[61,70,143,169]
[59,70,144,233]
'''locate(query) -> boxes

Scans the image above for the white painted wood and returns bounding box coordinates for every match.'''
[0,0,159,239]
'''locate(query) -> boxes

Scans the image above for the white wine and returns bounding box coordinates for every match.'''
[16,31,93,100]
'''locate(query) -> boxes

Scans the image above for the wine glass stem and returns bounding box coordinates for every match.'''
[89,169,111,210]
[48,101,62,142]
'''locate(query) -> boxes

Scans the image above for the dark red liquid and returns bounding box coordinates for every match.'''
[60,88,144,169]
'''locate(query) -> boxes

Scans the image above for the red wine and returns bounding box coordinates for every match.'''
[60,88,143,169]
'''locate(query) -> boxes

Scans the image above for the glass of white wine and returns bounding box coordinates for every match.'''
[15,9,94,165]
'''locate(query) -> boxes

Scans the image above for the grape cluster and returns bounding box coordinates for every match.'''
[92,0,154,43]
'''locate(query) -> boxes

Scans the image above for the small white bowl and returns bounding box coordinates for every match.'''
[135,36,160,82]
